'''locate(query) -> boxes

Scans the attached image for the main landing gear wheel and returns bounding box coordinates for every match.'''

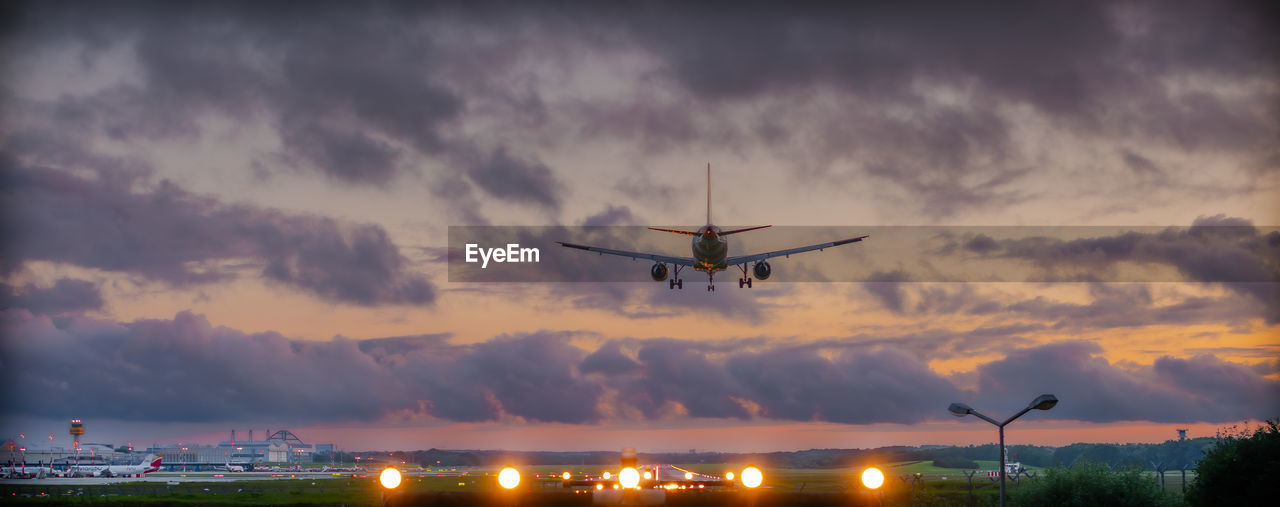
[669,278,683,289]
[707,285,715,292]
[738,277,753,288]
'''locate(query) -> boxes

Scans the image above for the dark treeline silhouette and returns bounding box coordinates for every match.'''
[340,438,1215,470]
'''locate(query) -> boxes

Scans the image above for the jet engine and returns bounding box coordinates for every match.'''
[753,261,772,280]
[650,263,669,282]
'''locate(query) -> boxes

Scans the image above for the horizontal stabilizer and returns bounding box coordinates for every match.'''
[719,225,771,236]
[648,227,699,236]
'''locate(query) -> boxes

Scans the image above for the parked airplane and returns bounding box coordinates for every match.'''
[559,164,868,291]
[224,462,245,472]
[71,454,162,478]
[3,461,57,479]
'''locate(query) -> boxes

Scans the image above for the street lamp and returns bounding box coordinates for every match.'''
[948,394,1058,507]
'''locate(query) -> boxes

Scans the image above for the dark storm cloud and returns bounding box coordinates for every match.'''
[0,311,602,424]
[726,347,959,424]
[463,333,602,423]
[625,339,751,419]
[463,147,563,211]
[972,341,1280,423]
[574,1,1276,213]
[4,1,571,212]
[277,121,402,185]
[4,1,1275,220]
[3,310,1275,425]
[1003,284,1262,329]
[863,270,910,313]
[581,205,639,227]
[0,158,435,306]
[872,279,1263,330]
[580,341,640,376]
[608,1,1276,128]
[0,278,103,314]
[1154,354,1280,417]
[983,216,1280,321]
[2,310,398,422]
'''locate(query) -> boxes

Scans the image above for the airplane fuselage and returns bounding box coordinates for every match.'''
[692,225,727,272]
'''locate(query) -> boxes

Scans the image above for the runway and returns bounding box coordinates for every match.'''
[1,471,376,486]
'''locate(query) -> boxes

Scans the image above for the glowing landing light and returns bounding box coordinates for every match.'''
[741,466,763,489]
[725,471,735,481]
[562,472,571,480]
[498,467,520,489]
[643,470,652,480]
[862,467,885,489]
[379,467,401,489]
[596,483,604,490]
[602,471,612,480]
[619,467,640,489]
[685,471,693,480]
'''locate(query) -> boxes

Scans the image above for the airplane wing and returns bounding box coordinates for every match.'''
[725,235,869,265]
[557,242,696,266]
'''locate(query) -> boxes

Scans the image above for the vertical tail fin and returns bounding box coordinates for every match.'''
[706,163,712,225]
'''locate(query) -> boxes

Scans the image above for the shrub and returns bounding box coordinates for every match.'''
[1009,462,1177,506]
[1185,419,1280,507]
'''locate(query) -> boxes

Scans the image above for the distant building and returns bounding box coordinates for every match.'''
[132,430,334,465]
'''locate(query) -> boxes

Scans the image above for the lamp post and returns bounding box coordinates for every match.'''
[948,394,1057,507]
[379,467,401,506]
[861,467,885,507]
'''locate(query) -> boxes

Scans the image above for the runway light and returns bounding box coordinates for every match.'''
[619,467,640,489]
[596,483,604,490]
[562,471,571,480]
[498,467,520,489]
[741,466,763,489]
[725,471,735,481]
[685,471,693,480]
[861,467,885,490]
[643,470,652,480]
[602,471,612,480]
[379,467,401,489]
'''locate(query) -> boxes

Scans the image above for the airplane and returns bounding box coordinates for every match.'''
[558,164,868,291]
[3,461,57,479]
[71,454,162,478]
[224,462,245,472]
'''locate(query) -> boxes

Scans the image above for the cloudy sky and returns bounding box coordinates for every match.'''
[2,1,1277,452]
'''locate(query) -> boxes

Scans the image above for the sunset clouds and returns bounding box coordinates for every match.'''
[1,1,1276,449]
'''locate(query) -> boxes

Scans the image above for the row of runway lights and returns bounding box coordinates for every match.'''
[378,465,888,492]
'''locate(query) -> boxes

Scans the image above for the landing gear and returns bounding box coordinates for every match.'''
[736,264,754,288]
[707,272,716,292]
[670,278,683,289]
[669,265,685,290]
